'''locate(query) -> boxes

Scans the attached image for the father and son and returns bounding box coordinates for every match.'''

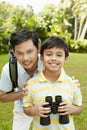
[0,29,82,130]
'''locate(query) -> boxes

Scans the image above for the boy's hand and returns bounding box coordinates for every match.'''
[58,102,74,115]
[34,102,51,117]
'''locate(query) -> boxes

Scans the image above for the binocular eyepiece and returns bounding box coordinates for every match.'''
[40,95,69,125]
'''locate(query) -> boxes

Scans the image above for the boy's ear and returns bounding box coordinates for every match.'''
[65,57,68,63]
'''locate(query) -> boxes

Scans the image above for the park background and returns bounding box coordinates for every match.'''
[0,0,87,130]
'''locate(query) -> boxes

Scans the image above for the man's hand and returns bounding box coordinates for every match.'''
[72,76,80,87]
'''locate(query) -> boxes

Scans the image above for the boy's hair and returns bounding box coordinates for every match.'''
[10,29,39,50]
[40,36,69,57]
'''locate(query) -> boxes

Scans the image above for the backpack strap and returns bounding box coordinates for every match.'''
[9,52,18,92]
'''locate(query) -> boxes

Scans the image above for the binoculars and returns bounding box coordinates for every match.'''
[40,95,69,125]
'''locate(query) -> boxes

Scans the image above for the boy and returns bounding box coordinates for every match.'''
[23,36,82,130]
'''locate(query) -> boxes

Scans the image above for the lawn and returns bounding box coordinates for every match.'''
[0,53,87,130]
[0,54,14,130]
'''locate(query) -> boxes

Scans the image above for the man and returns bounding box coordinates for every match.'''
[0,29,80,130]
[0,29,43,130]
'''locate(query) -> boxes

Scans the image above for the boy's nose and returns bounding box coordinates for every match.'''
[51,55,56,60]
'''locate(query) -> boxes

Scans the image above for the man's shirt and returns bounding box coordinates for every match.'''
[0,54,43,111]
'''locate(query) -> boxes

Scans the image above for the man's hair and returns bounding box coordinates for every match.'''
[40,36,69,57]
[10,29,39,50]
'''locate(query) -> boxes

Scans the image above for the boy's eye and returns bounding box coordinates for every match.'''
[57,54,62,56]
[46,53,52,56]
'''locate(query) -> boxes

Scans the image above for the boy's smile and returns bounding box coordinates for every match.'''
[41,47,67,73]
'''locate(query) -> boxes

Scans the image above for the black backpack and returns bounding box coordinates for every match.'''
[8,43,18,92]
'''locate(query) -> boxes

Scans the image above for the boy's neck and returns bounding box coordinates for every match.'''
[43,69,61,83]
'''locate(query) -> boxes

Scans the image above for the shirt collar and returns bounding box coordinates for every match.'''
[39,68,66,83]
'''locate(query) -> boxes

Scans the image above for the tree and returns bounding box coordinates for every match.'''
[11,5,34,31]
[38,3,72,41]
[72,0,87,40]
[0,2,15,53]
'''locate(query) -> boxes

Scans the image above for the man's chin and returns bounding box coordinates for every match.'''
[24,66,31,70]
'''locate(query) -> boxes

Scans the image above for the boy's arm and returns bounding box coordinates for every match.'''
[23,102,51,117]
[23,106,37,117]
[58,82,82,115]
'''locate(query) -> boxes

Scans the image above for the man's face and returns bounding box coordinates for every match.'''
[41,47,67,73]
[14,39,39,72]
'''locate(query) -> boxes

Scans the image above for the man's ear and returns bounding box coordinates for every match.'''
[13,51,16,57]
[38,44,41,53]
[40,55,43,61]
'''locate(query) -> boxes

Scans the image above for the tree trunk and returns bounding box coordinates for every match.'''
[79,20,87,39]
[74,15,78,40]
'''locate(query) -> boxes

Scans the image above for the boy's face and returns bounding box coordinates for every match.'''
[14,39,39,73]
[41,47,68,73]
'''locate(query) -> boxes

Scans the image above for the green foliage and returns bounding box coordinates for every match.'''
[11,5,34,31]
[0,2,15,54]
[0,2,35,54]
[0,54,8,73]
[68,39,87,53]
[74,40,87,52]
[0,1,87,54]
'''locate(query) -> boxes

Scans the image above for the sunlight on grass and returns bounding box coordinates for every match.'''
[64,53,87,86]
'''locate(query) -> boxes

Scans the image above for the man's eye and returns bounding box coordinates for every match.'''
[16,52,23,56]
[27,50,32,54]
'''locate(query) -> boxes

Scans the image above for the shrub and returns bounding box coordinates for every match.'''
[68,39,87,53]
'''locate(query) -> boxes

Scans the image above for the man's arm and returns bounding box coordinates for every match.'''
[72,76,80,87]
[0,89,27,102]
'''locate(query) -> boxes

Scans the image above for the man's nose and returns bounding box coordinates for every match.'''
[23,53,29,60]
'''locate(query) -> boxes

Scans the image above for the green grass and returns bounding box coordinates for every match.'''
[0,53,87,130]
[0,54,14,130]
[64,53,87,130]
[64,53,87,86]
[0,54,8,73]
[0,102,13,130]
